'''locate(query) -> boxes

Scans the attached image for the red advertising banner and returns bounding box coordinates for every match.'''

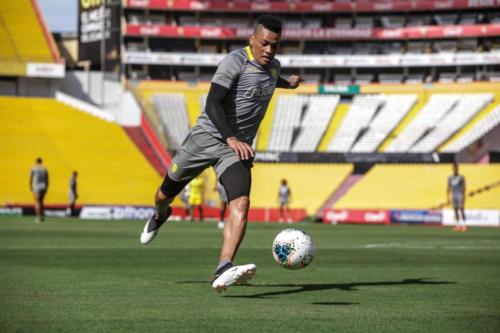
[126,0,500,13]
[323,209,391,224]
[125,23,500,40]
[171,207,307,223]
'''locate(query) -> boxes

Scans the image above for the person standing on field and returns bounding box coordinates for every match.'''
[30,157,49,223]
[448,163,467,232]
[68,171,78,217]
[278,179,292,223]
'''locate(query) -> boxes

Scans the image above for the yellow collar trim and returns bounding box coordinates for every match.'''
[245,46,255,61]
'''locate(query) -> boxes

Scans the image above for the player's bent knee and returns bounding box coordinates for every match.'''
[220,162,252,202]
[230,196,249,210]
[159,174,188,199]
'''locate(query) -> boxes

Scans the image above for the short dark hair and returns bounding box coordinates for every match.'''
[255,15,282,34]
[36,157,42,163]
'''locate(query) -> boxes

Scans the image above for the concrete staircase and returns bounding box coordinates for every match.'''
[316,174,364,217]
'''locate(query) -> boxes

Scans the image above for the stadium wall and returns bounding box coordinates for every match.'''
[0,77,59,97]
[323,208,500,227]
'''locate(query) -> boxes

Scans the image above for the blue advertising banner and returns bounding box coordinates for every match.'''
[390,210,442,224]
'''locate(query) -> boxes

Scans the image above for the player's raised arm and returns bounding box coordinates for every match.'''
[276,75,302,89]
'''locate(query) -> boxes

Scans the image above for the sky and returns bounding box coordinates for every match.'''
[37,0,78,33]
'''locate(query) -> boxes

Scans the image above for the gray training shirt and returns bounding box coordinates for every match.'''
[31,165,48,192]
[197,46,281,144]
[448,174,465,198]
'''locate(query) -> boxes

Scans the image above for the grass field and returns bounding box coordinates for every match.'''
[1,217,500,333]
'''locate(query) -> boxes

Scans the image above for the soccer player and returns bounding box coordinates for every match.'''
[214,181,228,230]
[68,171,78,217]
[188,176,204,221]
[278,179,292,223]
[30,157,49,223]
[140,14,301,291]
[447,163,466,231]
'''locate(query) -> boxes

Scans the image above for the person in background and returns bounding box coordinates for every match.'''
[68,171,78,217]
[278,179,292,223]
[447,163,467,232]
[30,157,49,223]
[189,176,204,221]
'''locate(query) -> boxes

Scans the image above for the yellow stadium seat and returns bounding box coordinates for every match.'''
[0,97,164,206]
[251,163,352,214]
[0,0,56,64]
[335,164,500,210]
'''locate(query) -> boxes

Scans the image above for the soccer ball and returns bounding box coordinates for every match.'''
[272,228,315,270]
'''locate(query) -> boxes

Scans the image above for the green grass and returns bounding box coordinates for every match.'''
[1,217,500,333]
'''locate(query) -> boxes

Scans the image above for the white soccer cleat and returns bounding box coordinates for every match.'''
[140,207,172,245]
[211,263,257,292]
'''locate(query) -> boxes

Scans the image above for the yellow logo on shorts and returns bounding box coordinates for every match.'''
[172,163,178,173]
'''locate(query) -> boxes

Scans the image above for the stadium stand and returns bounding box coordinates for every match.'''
[351,94,417,152]
[291,95,340,152]
[0,96,167,206]
[327,95,385,152]
[317,103,350,152]
[0,0,60,76]
[385,94,461,152]
[335,164,500,210]
[123,1,500,84]
[251,163,353,215]
[256,92,279,151]
[443,105,500,153]
[410,93,493,152]
[1,0,499,225]
[268,95,308,152]
[152,93,190,150]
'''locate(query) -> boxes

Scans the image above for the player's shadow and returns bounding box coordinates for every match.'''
[311,302,359,306]
[221,278,455,299]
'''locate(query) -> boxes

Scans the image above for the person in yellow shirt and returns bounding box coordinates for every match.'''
[189,176,204,221]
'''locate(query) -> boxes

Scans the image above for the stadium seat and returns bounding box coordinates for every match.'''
[351,94,417,152]
[328,95,385,152]
[410,94,493,152]
[152,93,190,150]
[443,105,500,153]
[0,0,55,62]
[0,0,58,76]
[386,94,461,152]
[0,97,164,206]
[335,164,500,210]
[291,95,340,152]
[268,95,308,152]
[251,163,353,215]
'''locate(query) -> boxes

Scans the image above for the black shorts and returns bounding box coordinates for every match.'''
[34,190,47,200]
[219,160,252,202]
[160,159,252,203]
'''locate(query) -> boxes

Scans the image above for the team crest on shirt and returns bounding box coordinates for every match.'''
[172,163,178,173]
